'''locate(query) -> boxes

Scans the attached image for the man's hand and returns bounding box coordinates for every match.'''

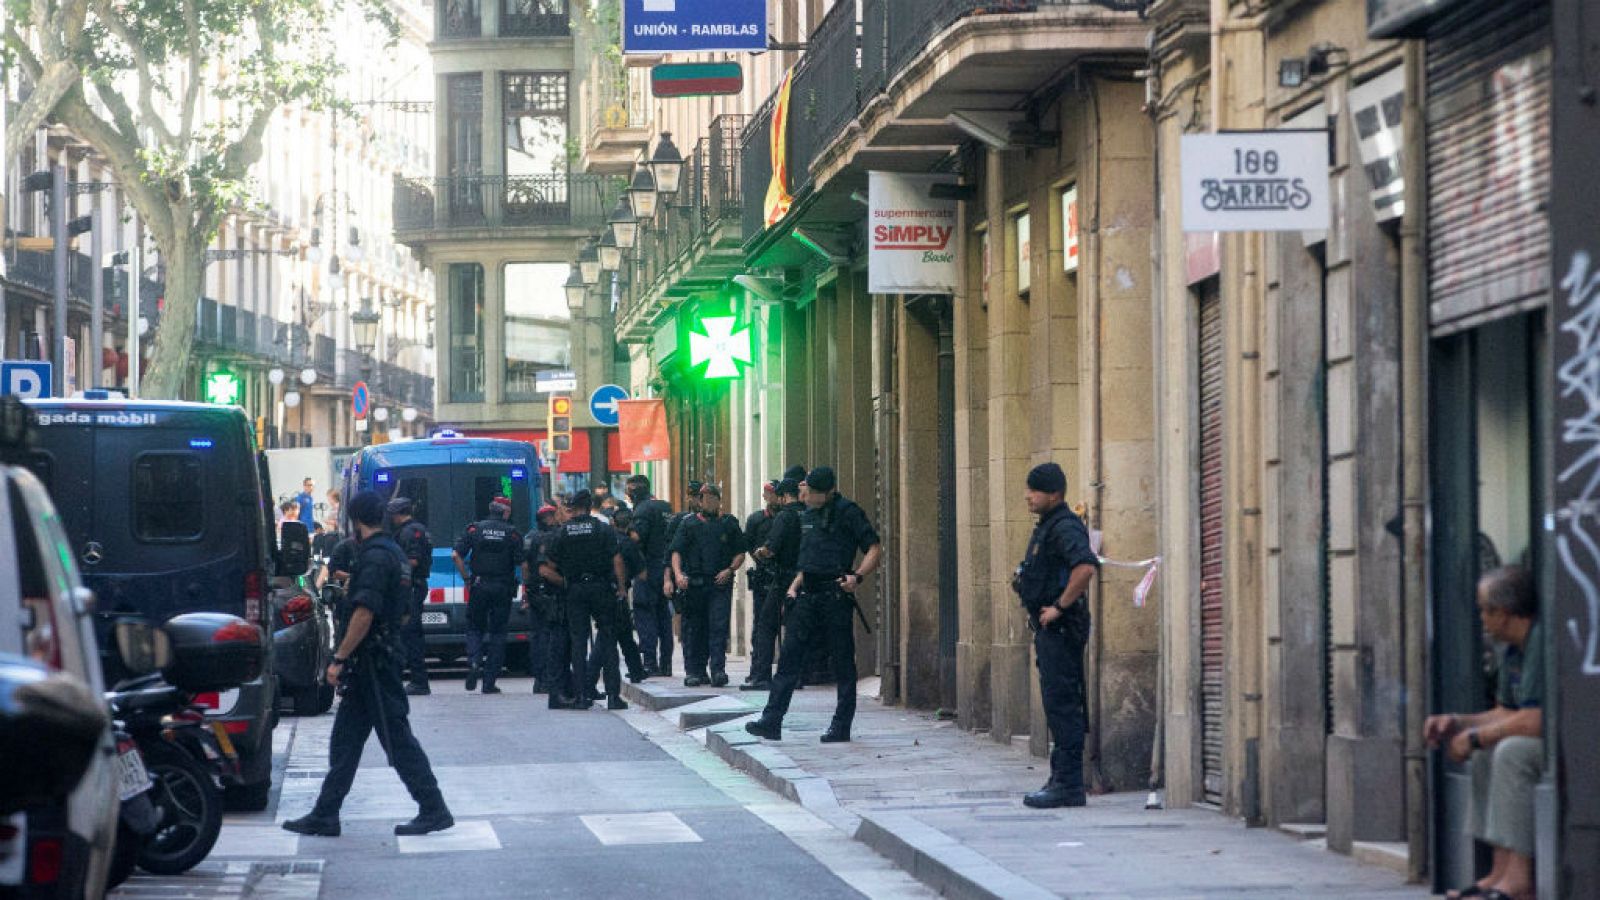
[1038,605,1063,628]
[326,661,344,688]
[675,573,690,590]
[1447,729,1476,764]
[714,568,732,586]
[1424,714,1458,748]
[838,573,861,594]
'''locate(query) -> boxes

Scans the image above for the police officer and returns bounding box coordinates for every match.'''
[583,508,649,702]
[522,505,561,695]
[541,491,629,709]
[1012,462,1098,808]
[745,466,882,743]
[740,480,783,690]
[452,495,524,694]
[388,498,434,696]
[283,491,453,838]
[661,480,704,600]
[670,483,746,687]
[743,478,804,690]
[625,474,676,677]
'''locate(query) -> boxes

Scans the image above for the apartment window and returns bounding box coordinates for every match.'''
[448,74,484,222]
[503,263,571,401]
[439,0,480,38]
[448,264,485,403]
[503,73,568,177]
[502,0,567,36]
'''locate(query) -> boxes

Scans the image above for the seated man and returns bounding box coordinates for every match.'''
[1425,566,1543,900]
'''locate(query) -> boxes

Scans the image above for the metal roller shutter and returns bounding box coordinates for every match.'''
[1426,0,1551,335]
[1198,284,1226,805]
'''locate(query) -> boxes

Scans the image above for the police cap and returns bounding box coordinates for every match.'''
[567,490,594,510]
[348,490,386,527]
[804,466,836,494]
[490,495,513,516]
[783,464,807,482]
[699,483,722,498]
[775,478,800,498]
[385,497,413,516]
[686,480,705,495]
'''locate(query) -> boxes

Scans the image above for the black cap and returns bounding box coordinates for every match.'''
[686,480,705,495]
[348,491,386,527]
[776,478,801,497]
[385,497,413,516]
[567,489,593,510]
[804,466,836,493]
[699,483,722,498]
[1027,462,1067,495]
[783,464,807,482]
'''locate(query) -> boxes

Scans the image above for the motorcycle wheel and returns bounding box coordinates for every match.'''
[106,819,144,889]
[136,740,224,875]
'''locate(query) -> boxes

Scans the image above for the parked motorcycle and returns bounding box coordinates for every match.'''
[104,614,265,880]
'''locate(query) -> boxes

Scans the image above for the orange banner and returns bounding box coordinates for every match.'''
[617,399,670,463]
[764,68,795,227]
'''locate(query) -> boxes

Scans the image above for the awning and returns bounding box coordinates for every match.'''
[464,428,630,474]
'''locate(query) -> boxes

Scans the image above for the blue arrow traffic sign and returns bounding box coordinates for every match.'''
[0,361,52,398]
[589,384,630,428]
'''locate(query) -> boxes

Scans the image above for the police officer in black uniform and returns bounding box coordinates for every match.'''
[670,484,746,687]
[1013,462,1098,808]
[522,505,561,695]
[746,466,882,743]
[625,474,676,677]
[541,491,630,709]
[284,491,453,838]
[388,498,434,696]
[660,480,703,601]
[583,508,649,702]
[741,480,784,690]
[451,495,524,694]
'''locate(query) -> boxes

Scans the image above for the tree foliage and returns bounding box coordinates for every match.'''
[4,0,398,398]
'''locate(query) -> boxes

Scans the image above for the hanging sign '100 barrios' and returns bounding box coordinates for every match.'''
[1180,131,1331,232]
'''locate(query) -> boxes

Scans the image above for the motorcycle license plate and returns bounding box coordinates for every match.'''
[421,611,447,625]
[114,745,150,801]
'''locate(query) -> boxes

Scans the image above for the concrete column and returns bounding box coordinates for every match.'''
[483,259,505,407]
[956,210,993,732]
[985,147,1034,745]
[898,298,943,708]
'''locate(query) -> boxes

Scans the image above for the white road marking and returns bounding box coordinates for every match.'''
[581,811,703,846]
[209,825,301,857]
[396,819,500,854]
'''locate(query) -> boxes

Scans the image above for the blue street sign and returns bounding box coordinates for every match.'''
[351,381,370,418]
[0,361,52,399]
[622,0,767,54]
[589,384,630,428]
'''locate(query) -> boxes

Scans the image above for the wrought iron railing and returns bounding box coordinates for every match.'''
[707,114,746,227]
[393,174,623,231]
[585,55,653,141]
[500,0,569,36]
[790,0,860,185]
[438,0,481,38]
[314,334,337,379]
[741,96,776,246]
[239,310,257,353]
[219,304,238,349]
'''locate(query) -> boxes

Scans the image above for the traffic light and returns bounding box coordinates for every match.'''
[203,370,242,406]
[548,394,572,454]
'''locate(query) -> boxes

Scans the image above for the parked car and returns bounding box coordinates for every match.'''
[270,522,335,716]
[21,395,279,810]
[0,399,120,900]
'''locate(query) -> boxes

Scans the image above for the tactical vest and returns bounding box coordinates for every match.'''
[468,519,518,581]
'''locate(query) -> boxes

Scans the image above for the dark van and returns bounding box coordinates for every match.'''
[22,397,278,808]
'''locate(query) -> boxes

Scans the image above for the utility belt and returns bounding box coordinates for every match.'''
[685,574,721,589]
[747,566,775,592]
[801,572,846,593]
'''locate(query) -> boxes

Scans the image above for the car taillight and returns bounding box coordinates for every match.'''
[193,692,220,710]
[213,620,262,643]
[244,569,265,623]
[280,595,314,627]
[28,837,62,885]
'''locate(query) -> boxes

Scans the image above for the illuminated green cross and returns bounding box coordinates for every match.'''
[687,314,753,380]
[203,370,242,406]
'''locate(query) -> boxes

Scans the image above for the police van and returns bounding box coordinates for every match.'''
[21,395,279,808]
[341,433,540,670]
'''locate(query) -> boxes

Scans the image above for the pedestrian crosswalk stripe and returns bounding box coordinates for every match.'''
[209,824,300,857]
[396,819,501,854]
[581,811,703,845]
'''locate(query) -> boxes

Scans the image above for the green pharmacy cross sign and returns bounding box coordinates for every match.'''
[203,370,242,406]
[686,314,753,380]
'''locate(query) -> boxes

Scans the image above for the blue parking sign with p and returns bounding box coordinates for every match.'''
[1,361,52,399]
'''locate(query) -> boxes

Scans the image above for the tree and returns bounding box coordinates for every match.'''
[5,0,396,398]
[3,0,91,164]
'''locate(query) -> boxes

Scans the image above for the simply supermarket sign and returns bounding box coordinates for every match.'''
[868,172,958,295]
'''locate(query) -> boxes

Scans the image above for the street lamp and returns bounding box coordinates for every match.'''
[402,406,418,423]
[578,239,601,286]
[647,132,684,197]
[564,265,588,313]
[299,368,317,387]
[352,300,382,356]
[268,367,285,386]
[374,406,390,423]
[608,196,639,250]
[284,390,302,408]
[627,166,658,220]
[598,231,622,272]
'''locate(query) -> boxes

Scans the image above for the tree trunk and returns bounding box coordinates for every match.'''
[5,60,79,164]
[141,226,207,399]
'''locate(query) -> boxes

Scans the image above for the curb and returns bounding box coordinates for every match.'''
[704,723,1048,900]
[619,679,715,711]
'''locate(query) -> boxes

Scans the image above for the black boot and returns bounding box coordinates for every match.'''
[548,692,582,710]
[282,813,341,837]
[710,670,729,688]
[532,679,550,695]
[1023,783,1087,809]
[481,683,502,695]
[744,717,781,741]
[739,676,771,691]
[405,682,431,696]
[820,723,851,743]
[607,695,629,710]
[464,669,480,692]
[394,805,454,836]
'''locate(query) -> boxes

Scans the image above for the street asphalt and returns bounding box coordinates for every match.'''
[111,672,931,900]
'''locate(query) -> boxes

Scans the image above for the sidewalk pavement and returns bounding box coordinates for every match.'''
[623,658,1434,899]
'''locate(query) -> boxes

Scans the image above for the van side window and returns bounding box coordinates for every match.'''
[133,453,204,542]
[397,477,429,526]
[473,476,512,520]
